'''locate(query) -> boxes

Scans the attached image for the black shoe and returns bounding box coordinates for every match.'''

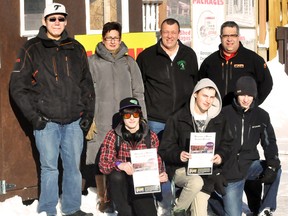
[173,209,187,216]
[65,210,93,216]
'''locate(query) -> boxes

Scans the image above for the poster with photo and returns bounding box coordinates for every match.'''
[188,132,216,175]
[192,1,225,66]
[130,148,161,194]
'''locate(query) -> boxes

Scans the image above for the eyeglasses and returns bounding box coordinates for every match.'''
[123,112,140,119]
[104,37,120,42]
[221,34,239,39]
[47,17,66,22]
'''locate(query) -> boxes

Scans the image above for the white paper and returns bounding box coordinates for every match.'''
[187,132,216,175]
[130,148,161,194]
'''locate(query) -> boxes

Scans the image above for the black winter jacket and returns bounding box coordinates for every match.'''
[221,99,279,182]
[158,103,233,194]
[10,26,95,124]
[136,39,198,123]
[199,42,273,106]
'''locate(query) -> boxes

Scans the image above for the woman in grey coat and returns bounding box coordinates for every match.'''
[86,22,146,212]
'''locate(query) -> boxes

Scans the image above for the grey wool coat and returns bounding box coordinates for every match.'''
[86,41,147,164]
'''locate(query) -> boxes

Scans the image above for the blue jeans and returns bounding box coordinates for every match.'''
[149,121,173,215]
[222,160,282,216]
[34,119,83,215]
[148,120,166,138]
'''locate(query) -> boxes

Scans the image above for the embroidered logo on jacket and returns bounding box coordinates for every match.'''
[177,60,186,70]
[252,125,261,129]
[234,64,244,68]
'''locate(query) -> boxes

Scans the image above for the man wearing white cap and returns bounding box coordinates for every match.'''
[9,3,94,216]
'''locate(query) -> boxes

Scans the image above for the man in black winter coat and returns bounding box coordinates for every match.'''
[200,21,274,214]
[211,76,281,216]
[199,21,273,107]
[9,3,94,216]
[158,78,233,216]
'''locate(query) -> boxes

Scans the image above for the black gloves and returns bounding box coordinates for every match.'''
[79,115,93,136]
[259,159,280,184]
[259,167,277,184]
[31,115,49,130]
[213,173,228,196]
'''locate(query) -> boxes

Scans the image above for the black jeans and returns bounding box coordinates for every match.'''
[108,170,157,216]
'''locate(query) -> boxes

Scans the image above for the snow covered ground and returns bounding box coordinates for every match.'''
[1,55,287,215]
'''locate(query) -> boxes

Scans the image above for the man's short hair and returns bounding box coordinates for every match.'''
[220,21,239,35]
[160,18,180,32]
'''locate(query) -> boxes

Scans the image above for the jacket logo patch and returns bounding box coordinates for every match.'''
[252,125,261,128]
[177,60,186,70]
[234,64,244,68]
[16,58,21,63]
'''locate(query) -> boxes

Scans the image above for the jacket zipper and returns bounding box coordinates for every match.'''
[225,61,229,95]
[65,56,70,77]
[52,57,58,82]
[241,114,244,146]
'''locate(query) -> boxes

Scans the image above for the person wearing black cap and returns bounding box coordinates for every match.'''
[98,97,168,216]
[9,3,94,216]
[211,76,281,216]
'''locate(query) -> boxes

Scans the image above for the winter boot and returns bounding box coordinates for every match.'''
[173,209,187,216]
[95,174,114,213]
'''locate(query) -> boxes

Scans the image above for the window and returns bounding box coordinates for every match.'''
[85,0,129,34]
[20,0,53,37]
[167,0,190,28]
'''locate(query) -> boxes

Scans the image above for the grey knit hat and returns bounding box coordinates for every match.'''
[235,76,257,98]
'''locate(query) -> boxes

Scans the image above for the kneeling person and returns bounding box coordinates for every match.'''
[99,97,168,216]
[158,78,233,215]
[219,76,281,216]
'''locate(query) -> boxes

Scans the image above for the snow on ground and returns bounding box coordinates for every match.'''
[1,55,287,215]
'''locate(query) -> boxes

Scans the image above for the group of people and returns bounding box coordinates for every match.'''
[9,2,281,216]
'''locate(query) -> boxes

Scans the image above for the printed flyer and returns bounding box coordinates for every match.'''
[130,148,161,194]
[188,132,216,175]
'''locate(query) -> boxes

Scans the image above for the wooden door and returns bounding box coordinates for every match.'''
[0,0,40,202]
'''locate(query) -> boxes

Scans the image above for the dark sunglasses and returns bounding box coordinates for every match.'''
[47,17,66,22]
[123,112,140,119]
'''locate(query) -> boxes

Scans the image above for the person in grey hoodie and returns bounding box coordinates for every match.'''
[85,22,146,213]
[158,78,233,216]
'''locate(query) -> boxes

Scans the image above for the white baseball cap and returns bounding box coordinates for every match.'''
[43,3,68,18]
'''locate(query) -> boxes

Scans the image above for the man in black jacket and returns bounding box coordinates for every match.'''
[9,3,94,216]
[199,21,273,213]
[199,21,273,107]
[158,78,233,216]
[217,76,281,216]
[137,18,198,214]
